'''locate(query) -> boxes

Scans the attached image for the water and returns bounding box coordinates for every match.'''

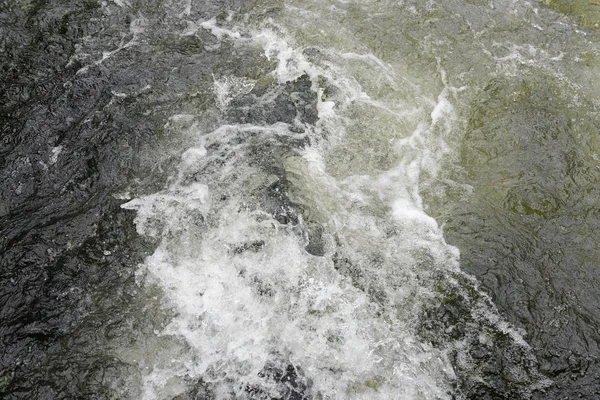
[1,0,600,399]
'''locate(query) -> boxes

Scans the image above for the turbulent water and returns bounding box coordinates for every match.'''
[2,0,600,399]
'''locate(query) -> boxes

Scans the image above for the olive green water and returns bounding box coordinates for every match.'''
[417,2,600,397]
[544,0,600,28]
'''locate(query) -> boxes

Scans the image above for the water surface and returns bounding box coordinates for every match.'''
[1,0,600,398]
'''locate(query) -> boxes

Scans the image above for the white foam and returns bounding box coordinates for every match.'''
[49,146,63,165]
[392,198,439,229]
[200,18,242,40]
[255,29,313,84]
[212,75,256,110]
[123,112,460,398]
[111,0,131,7]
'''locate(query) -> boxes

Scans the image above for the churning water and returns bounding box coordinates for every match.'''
[2,0,600,399]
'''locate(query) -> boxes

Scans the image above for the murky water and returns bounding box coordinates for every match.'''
[1,0,600,399]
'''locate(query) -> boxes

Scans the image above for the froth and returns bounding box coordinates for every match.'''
[118,8,535,400]
[122,115,459,398]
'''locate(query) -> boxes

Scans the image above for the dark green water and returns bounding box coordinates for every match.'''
[1,0,600,399]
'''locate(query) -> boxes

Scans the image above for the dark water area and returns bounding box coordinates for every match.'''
[0,0,245,397]
[2,0,600,399]
[0,1,151,397]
